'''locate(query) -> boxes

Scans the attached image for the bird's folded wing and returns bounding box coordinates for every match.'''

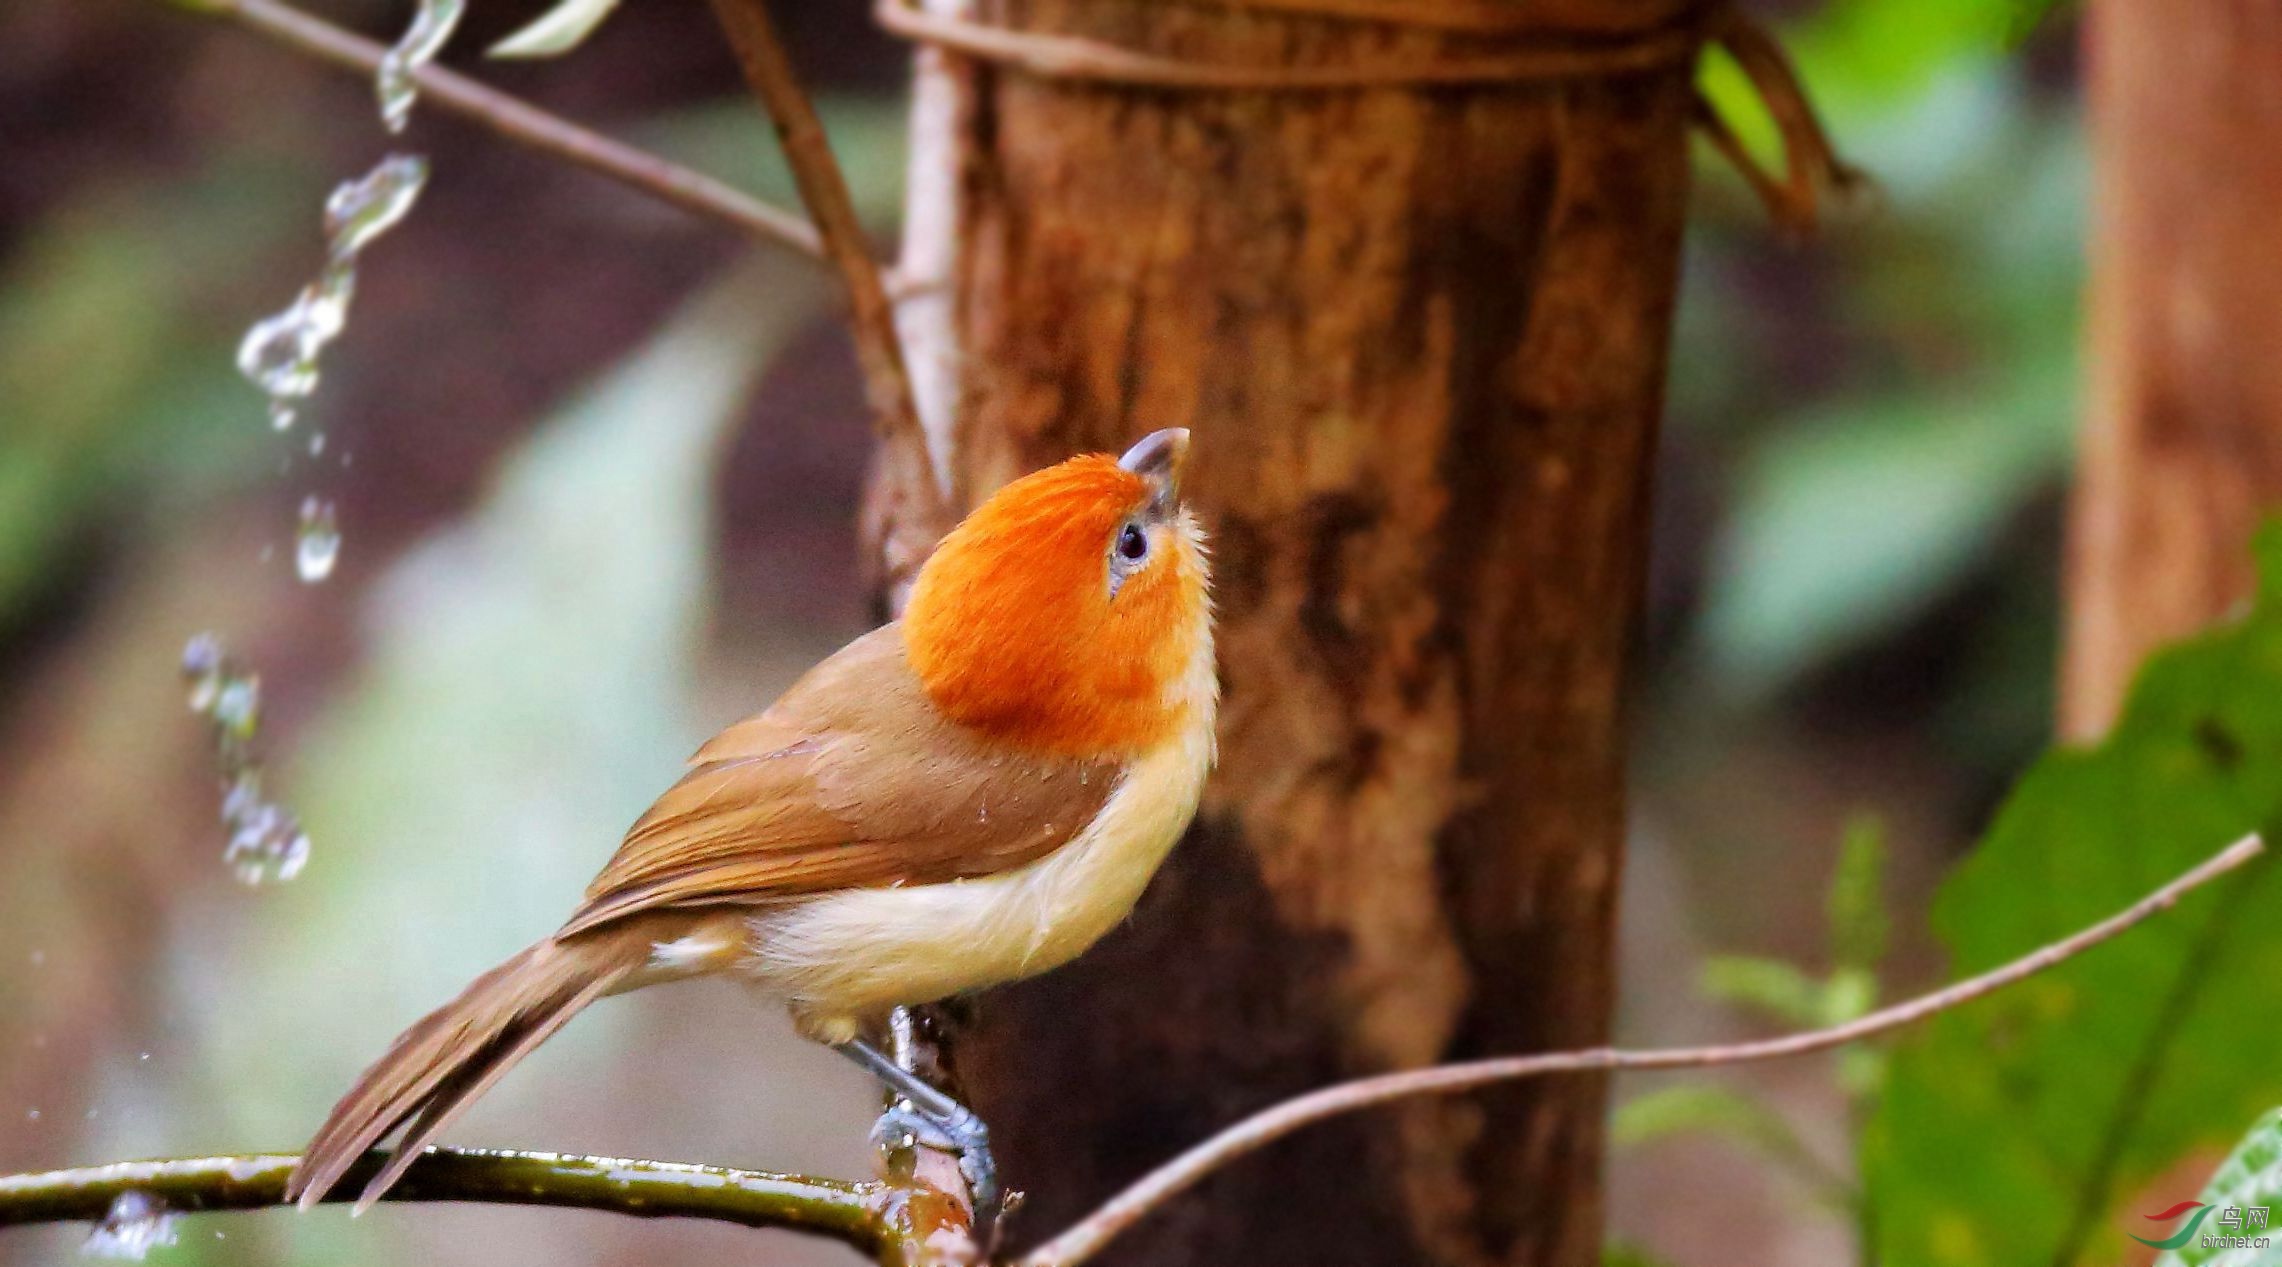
[559,625,1120,937]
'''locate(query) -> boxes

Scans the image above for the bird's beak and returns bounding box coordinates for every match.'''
[1119,428,1190,515]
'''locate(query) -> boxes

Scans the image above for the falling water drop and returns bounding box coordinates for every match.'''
[308,431,327,457]
[324,154,429,254]
[82,1192,178,1261]
[236,154,428,423]
[182,635,314,885]
[376,0,467,133]
[296,496,341,583]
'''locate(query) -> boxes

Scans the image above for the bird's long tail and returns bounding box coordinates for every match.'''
[285,919,665,1213]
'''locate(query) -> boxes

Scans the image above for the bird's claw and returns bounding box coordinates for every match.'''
[873,1099,1003,1242]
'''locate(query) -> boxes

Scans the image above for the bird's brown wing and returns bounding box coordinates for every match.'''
[559,625,1120,937]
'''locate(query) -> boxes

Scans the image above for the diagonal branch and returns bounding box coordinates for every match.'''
[0,1148,882,1249]
[1020,833,2268,1267]
[705,0,953,576]
[165,0,824,256]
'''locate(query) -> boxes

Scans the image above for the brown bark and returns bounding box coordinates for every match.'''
[888,2,1695,1262]
[2062,0,2282,738]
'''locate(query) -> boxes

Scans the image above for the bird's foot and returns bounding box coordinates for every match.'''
[842,1038,1005,1243]
[872,1098,1001,1225]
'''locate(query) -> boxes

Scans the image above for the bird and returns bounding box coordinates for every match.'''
[285,428,1215,1216]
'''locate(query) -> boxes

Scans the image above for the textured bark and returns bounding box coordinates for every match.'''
[2062,0,2282,738]
[889,2,1694,1261]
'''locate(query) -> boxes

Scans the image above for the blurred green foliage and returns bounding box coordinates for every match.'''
[0,161,305,623]
[640,95,911,228]
[1683,0,2081,720]
[1866,529,2282,1267]
[1612,818,1890,1233]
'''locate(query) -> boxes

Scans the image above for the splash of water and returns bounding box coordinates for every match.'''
[82,1192,178,1261]
[183,634,312,885]
[377,0,467,133]
[235,154,427,427]
[295,496,341,583]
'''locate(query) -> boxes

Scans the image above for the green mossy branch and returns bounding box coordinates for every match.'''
[0,1148,887,1255]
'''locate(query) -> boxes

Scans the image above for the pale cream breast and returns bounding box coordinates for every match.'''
[748,602,1217,1044]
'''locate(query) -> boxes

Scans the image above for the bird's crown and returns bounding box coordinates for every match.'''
[903,430,1210,757]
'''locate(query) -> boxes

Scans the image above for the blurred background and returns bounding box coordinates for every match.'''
[0,0,2085,1263]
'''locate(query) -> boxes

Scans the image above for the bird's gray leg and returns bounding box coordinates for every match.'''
[836,1035,1000,1227]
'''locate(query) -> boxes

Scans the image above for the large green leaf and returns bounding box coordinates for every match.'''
[1865,529,2282,1266]
[2155,1107,2282,1267]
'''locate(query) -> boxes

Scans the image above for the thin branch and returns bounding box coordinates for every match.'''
[166,0,823,256]
[705,0,948,526]
[1023,833,2268,1267]
[0,1148,882,1250]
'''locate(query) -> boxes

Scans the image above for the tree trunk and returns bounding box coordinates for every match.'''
[886,3,1695,1261]
[2062,0,2282,738]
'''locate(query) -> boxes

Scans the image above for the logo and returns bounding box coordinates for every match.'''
[2130,1200,2270,1251]
[2132,1201,2213,1250]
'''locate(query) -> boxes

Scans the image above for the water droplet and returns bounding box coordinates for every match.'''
[236,261,352,404]
[296,496,340,583]
[138,1052,151,1062]
[308,430,327,457]
[225,809,311,885]
[237,155,427,423]
[323,154,429,256]
[83,1191,178,1261]
[26,1108,39,1121]
[376,0,466,133]
[180,635,313,884]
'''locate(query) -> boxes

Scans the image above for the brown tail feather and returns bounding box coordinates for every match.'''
[287,921,662,1212]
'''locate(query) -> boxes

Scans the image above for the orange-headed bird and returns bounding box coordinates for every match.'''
[288,429,1215,1214]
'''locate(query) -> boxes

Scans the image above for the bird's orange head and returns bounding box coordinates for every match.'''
[902,429,1213,759]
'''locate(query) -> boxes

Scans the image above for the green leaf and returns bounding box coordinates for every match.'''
[1864,526,2282,1266]
[1613,1084,1850,1199]
[1700,349,2072,695]
[1700,955,1826,1029]
[1829,816,1890,973]
[489,0,621,58]
[1613,1083,1787,1149]
[2155,1107,2282,1267]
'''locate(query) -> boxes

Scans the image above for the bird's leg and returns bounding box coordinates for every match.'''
[837,1035,1001,1227]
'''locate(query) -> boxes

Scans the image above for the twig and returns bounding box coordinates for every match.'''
[1022,833,2268,1267]
[705,0,949,532]
[0,1148,882,1251]
[165,0,823,256]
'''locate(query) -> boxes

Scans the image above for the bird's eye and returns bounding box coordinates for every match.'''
[1117,523,1149,562]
